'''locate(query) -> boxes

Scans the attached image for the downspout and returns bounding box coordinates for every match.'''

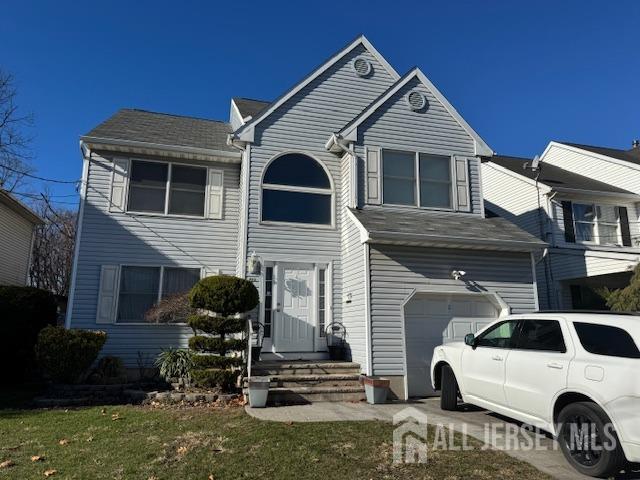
[227,135,249,279]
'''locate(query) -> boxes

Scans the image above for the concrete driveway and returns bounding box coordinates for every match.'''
[247,398,640,480]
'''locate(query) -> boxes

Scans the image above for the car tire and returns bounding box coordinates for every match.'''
[557,401,626,478]
[440,364,458,411]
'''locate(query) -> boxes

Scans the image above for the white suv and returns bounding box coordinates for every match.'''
[430,312,640,477]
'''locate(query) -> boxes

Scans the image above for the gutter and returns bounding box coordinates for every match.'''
[325,134,356,156]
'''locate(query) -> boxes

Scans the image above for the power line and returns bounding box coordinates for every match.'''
[0,163,79,185]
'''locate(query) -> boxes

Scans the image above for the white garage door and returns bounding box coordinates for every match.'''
[405,294,499,397]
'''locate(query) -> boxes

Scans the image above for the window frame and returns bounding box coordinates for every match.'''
[126,158,212,219]
[114,264,203,325]
[571,202,622,246]
[260,151,335,229]
[474,319,521,349]
[381,148,455,211]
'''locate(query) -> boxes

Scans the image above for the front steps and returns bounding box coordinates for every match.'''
[245,361,365,405]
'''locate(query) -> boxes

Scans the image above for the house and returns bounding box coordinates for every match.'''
[0,189,43,286]
[483,141,640,310]
[66,35,545,400]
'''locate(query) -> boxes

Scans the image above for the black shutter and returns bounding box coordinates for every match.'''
[618,206,632,247]
[562,201,576,243]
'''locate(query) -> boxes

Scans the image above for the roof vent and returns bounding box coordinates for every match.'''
[406,89,427,111]
[352,56,372,77]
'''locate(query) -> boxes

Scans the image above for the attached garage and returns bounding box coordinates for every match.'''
[404,293,503,397]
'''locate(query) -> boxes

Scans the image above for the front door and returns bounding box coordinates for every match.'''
[274,264,315,352]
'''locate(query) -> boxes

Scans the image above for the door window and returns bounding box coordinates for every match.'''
[475,320,520,349]
[514,320,566,353]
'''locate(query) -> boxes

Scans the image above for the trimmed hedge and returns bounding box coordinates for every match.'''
[0,286,58,382]
[35,326,107,383]
[191,354,243,370]
[191,368,237,390]
[189,275,259,316]
[188,336,245,355]
[187,315,245,335]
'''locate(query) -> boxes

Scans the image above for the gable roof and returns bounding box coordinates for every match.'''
[328,68,493,157]
[349,207,545,252]
[490,155,636,195]
[232,98,270,120]
[560,142,640,166]
[0,189,43,225]
[232,35,400,142]
[82,109,238,155]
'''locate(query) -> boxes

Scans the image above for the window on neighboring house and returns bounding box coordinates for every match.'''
[382,150,452,208]
[127,160,208,217]
[263,266,273,338]
[261,153,332,225]
[318,268,326,337]
[116,265,200,323]
[572,203,621,245]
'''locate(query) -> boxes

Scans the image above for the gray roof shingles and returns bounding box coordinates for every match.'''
[83,109,236,153]
[233,98,271,119]
[490,155,634,194]
[562,142,640,166]
[350,207,546,250]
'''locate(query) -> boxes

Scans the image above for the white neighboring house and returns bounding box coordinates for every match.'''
[483,141,640,310]
[0,189,43,286]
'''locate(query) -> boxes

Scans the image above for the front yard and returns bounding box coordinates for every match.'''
[0,392,548,480]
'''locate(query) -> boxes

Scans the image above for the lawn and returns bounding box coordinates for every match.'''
[0,393,549,480]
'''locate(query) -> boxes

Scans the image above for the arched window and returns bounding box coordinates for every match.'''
[261,153,333,225]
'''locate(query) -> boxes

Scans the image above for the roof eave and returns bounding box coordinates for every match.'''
[551,186,640,199]
[0,190,44,224]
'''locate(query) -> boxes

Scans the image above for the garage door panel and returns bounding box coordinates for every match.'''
[404,295,499,398]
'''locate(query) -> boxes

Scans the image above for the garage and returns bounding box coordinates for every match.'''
[404,293,501,397]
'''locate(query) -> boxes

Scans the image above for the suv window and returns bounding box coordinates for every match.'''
[574,322,640,359]
[515,320,566,353]
[476,320,520,349]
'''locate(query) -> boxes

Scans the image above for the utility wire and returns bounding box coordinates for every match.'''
[0,163,80,185]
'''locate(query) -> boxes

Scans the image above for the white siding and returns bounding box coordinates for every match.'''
[549,250,640,281]
[369,245,536,376]
[0,202,34,285]
[67,152,240,366]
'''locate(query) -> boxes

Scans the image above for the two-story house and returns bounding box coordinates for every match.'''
[483,141,640,311]
[66,35,544,399]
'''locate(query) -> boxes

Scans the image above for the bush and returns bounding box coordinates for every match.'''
[145,293,195,324]
[0,286,57,382]
[89,356,126,384]
[155,348,194,384]
[190,368,237,390]
[35,326,107,383]
[601,265,640,312]
[189,275,259,316]
[187,314,245,335]
[188,336,246,355]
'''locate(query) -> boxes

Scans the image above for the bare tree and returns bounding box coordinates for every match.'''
[29,192,77,297]
[0,69,34,192]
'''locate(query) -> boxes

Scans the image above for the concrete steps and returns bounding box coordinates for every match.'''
[245,361,365,405]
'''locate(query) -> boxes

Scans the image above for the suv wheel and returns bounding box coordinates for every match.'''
[557,401,625,478]
[440,364,458,411]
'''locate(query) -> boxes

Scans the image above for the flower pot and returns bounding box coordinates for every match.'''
[248,376,270,408]
[327,345,344,361]
[363,376,390,404]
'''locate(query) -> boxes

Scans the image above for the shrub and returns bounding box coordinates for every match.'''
[35,326,107,383]
[0,286,57,382]
[89,356,126,384]
[145,293,195,324]
[601,265,640,312]
[155,348,194,383]
[188,275,259,391]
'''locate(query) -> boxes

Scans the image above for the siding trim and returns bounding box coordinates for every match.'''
[65,152,90,329]
[238,144,251,277]
[363,242,373,375]
[542,142,640,172]
[530,252,540,311]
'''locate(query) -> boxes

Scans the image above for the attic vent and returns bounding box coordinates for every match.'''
[352,56,372,77]
[406,89,427,111]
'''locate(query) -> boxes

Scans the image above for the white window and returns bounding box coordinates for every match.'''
[116,266,201,323]
[382,149,452,209]
[573,203,621,245]
[127,160,207,217]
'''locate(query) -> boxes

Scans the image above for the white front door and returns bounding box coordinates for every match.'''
[274,264,315,352]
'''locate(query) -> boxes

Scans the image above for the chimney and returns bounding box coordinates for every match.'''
[633,140,640,149]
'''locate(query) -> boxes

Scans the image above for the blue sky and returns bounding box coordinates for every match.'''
[2,0,639,205]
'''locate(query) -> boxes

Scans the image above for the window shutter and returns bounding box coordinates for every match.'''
[110,158,130,212]
[207,168,224,219]
[618,206,632,247]
[96,265,119,324]
[562,201,576,243]
[365,147,381,205]
[454,156,470,212]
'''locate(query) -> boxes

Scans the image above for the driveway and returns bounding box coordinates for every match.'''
[247,398,640,480]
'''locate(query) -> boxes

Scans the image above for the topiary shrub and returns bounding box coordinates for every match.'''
[35,326,107,384]
[0,286,58,382]
[187,275,259,391]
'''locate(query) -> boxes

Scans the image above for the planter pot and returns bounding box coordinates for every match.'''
[327,345,344,361]
[251,346,262,364]
[248,376,270,408]
[363,376,390,404]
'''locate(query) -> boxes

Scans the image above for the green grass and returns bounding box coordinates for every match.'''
[0,394,549,479]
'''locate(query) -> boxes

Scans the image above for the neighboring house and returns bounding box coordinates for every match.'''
[0,189,43,286]
[66,35,544,399]
[483,141,640,310]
